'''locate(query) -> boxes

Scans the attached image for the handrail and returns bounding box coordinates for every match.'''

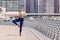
[27,13,60,16]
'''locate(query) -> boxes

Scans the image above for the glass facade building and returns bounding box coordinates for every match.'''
[26,0,38,13]
[0,0,24,12]
[0,0,59,13]
[0,0,38,13]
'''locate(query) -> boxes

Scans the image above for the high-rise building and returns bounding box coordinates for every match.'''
[0,0,59,13]
[38,0,46,13]
[0,0,18,12]
[26,0,38,13]
[0,0,25,12]
[38,0,59,13]
[0,0,38,13]
[54,0,59,13]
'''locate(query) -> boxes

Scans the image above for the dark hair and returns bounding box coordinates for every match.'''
[20,7,23,9]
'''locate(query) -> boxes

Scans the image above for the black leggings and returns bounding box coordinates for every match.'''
[12,18,24,33]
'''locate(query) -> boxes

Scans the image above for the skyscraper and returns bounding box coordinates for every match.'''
[0,0,59,13]
[26,0,38,13]
[0,0,24,12]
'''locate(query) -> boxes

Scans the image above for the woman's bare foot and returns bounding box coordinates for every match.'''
[19,33,21,36]
[17,24,20,27]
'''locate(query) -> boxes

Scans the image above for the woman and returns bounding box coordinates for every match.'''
[12,7,27,36]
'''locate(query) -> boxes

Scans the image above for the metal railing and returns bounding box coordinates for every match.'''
[24,18,60,40]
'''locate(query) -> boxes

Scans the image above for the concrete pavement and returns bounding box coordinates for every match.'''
[0,25,51,40]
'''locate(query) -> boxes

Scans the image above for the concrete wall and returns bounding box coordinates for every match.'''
[59,0,60,13]
[30,0,35,13]
[46,0,54,13]
[38,0,46,13]
[24,0,26,12]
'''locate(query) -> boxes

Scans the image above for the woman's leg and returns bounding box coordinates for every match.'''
[12,18,24,36]
[12,18,20,25]
[19,19,24,36]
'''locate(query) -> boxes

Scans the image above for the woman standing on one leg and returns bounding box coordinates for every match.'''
[12,7,27,36]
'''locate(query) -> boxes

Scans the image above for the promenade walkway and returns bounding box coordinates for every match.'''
[0,25,51,40]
